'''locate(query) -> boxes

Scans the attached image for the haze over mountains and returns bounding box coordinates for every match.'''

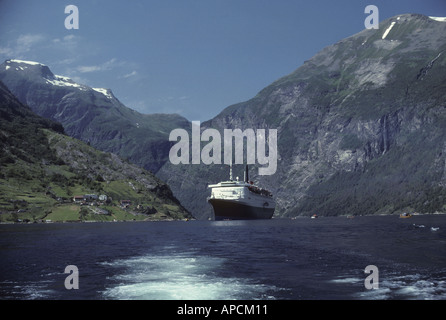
[2,14,446,219]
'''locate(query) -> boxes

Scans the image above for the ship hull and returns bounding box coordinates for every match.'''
[208,198,274,220]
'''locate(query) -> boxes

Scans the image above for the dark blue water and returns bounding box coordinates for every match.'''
[1,215,446,300]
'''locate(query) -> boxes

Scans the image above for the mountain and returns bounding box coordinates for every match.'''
[157,13,446,218]
[0,80,191,222]
[2,14,446,219]
[0,59,190,174]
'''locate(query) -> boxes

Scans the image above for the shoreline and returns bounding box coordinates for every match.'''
[0,217,193,224]
[2,211,445,224]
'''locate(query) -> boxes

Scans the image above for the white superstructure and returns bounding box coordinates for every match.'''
[208,179,274,208]
[207,165,275,220]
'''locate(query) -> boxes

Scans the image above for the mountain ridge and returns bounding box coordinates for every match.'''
[0,59,190,173]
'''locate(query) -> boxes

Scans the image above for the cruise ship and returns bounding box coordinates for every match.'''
[207,165,275,220]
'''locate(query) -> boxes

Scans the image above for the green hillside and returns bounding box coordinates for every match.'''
[0,81,191,223]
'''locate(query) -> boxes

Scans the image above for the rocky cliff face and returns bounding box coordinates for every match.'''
[157,14,446,218]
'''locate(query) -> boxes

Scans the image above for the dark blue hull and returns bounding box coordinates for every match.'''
[208,198,274,220]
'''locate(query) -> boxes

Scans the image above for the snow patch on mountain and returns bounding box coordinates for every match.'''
[93,87,113,99]
[46,75,87,91]
[4,59,114,98]
[429,16,446,22]
[8,59,44,66]
[5,60,35,71]
[382,21,396,40]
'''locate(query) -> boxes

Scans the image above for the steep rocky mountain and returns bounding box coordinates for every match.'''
[157,14,446,218]
[2,14,446,219]
[0,81,191,222]
[0,60,189,173]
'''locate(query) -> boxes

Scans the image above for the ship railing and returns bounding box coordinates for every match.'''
[208,193,244,200]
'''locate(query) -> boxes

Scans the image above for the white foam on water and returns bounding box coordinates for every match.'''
[19,284,55,299]
[101,249,280,300]
[0,280,55,300]
[329,277,362,284]
[348,272,446,300]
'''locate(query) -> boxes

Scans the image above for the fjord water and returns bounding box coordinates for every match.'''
[1,215,446,300]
